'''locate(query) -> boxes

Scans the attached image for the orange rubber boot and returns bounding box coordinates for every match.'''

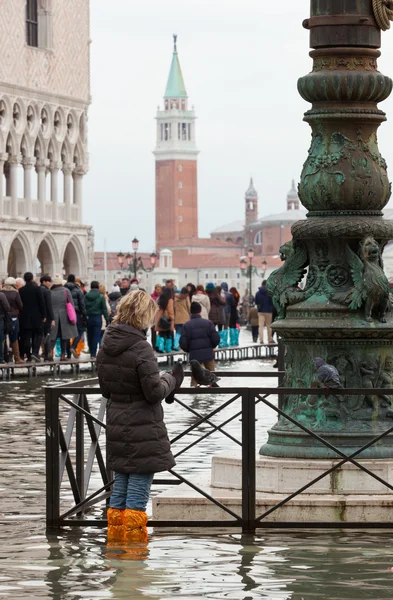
[123,509,148,543]
[107,508,125,543]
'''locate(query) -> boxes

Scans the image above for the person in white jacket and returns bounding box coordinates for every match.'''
[192,285,211,320]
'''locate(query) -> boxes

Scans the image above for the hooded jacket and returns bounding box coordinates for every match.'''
[85,289,109,319]
[96,323,176,474]
[65,282,86,318]
[179,315,220,362]
[255,286,273,313]
[220,282,234,314]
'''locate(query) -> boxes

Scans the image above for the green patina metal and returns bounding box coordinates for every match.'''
[164,35,188,99]
[260,0,393,460]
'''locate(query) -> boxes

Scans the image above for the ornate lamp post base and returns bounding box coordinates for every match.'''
[261,1,393,459]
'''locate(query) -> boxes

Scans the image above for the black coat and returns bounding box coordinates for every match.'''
[180,315,220,363]
[40,285,54,323]
[19,282,46,330]
[65,282,86,318]
[0,292,10,318]
[96,323,176,474]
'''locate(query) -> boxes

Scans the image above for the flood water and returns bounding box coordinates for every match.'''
[1,357,393,599]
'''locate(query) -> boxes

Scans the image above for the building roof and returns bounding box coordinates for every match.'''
[211,220,245,234]
[162,237,238,248]
[94,252,153,272]
[173,253,284,270]
[164,35,187,99]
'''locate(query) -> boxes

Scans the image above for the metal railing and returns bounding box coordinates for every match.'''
[45,373,393,533]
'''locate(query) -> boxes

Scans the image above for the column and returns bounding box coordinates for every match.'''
[36,158,49,221]
[50,161,61,223]
[9,155,20,218]
[22,156,35,220]
[63,163,73,223]
[72,167,85,223]
[0,153,8,217]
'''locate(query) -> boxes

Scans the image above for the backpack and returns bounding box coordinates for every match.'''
[109,297,121,319]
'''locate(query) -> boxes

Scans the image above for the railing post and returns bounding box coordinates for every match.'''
[75,394,85,515]
[277,338,285,410]
[46,387,60,529]
[241,389,256,534]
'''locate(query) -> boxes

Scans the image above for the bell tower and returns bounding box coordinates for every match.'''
[245,177,258,227]
[154,35,199,251]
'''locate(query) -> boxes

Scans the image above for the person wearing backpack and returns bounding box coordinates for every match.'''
[108,284,122,321]
[85,281,109,358]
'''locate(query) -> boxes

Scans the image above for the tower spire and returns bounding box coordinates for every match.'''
[165,35,187,99]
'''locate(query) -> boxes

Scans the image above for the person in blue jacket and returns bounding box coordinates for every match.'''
[180,302,220,386]
[254,280,274,344]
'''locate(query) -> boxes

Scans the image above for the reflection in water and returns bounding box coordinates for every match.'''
[1,363,393,598]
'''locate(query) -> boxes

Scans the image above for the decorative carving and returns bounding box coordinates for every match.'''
[266,241,309,319]
[326,265,349,287]
[345,237,390,322]
[312,56,378,72]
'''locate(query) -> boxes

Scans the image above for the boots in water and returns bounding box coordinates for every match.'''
[11,341,24,364]
[124,509,148,543]
[107,508,125,543]
[165,337,173,353]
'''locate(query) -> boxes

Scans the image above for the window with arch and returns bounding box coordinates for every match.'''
[224,272,229,279]
[236,272,240,279]
[178,199,182,206]
[164,123,169,141]
[249,201,254,210]
[178,181,182,189]
[181,123,187,140]
[205,273,209,280]
[254,231,263,245]
[178,216,183,222]
[178,164,183,172]
[213,272,217,280]
[26,0,38,47]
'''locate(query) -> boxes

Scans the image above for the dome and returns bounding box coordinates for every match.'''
[287,179,298,200]
[245,177,258,199]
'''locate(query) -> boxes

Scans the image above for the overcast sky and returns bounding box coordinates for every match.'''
[84,0,393,253]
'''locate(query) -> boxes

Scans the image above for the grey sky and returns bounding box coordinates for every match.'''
[85,0,393,253]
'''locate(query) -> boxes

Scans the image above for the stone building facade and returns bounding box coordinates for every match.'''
[0,0,92,282]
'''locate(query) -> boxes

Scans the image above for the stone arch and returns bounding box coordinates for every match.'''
[5,129,18,155]
[34,130,46,159]
[20,134,32,159]
[40,103,53,139]
[7,231,31,277]
[12,97,26,134]
[36,234,58,277]
[61,136,73,164]
[47,137,59,162]
[0,95,12,133]
[62,235,83,277]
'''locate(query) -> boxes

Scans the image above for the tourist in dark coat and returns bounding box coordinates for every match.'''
[96,290,182,544]
[254,280,274,344]
[180,302,220,385]
[2,277,23,364]
[19,272,46,362]
[206,283,225,328]
[49,275,78,361]
[0,291,10,364]
[40,275,55,361]
[85,281,109,358]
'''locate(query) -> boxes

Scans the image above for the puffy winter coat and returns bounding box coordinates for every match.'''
[97,323,176,474]
[85,289,109,319]
[174,293,190,325]
[179,314,220,362]
[65,282,86,318]
[2,288,23,318]
[208,290,226,325]
[191,293,211,320]
[255,286,273,313]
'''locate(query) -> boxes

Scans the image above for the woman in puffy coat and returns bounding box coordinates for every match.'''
[206,283,225,329]
[191,284,211,320]
[96,290,183,544]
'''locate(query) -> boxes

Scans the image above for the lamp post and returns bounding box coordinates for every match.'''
[118,241,158,281]
[260,0,393,459]
[240,248,268,301]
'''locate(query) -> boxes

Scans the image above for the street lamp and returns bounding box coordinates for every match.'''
[240,249,268,300]
[117,252,125,268]
[118,240,158,279]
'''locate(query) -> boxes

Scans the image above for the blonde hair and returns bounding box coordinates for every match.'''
[113,290,157,330]
[99,284,107,296]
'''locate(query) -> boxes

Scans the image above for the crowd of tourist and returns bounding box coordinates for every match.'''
[0,273,273,366]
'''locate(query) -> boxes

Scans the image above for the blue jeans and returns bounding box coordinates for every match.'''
[110,472,154,511]
[9,318,19,344]
[87,315,102,358]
